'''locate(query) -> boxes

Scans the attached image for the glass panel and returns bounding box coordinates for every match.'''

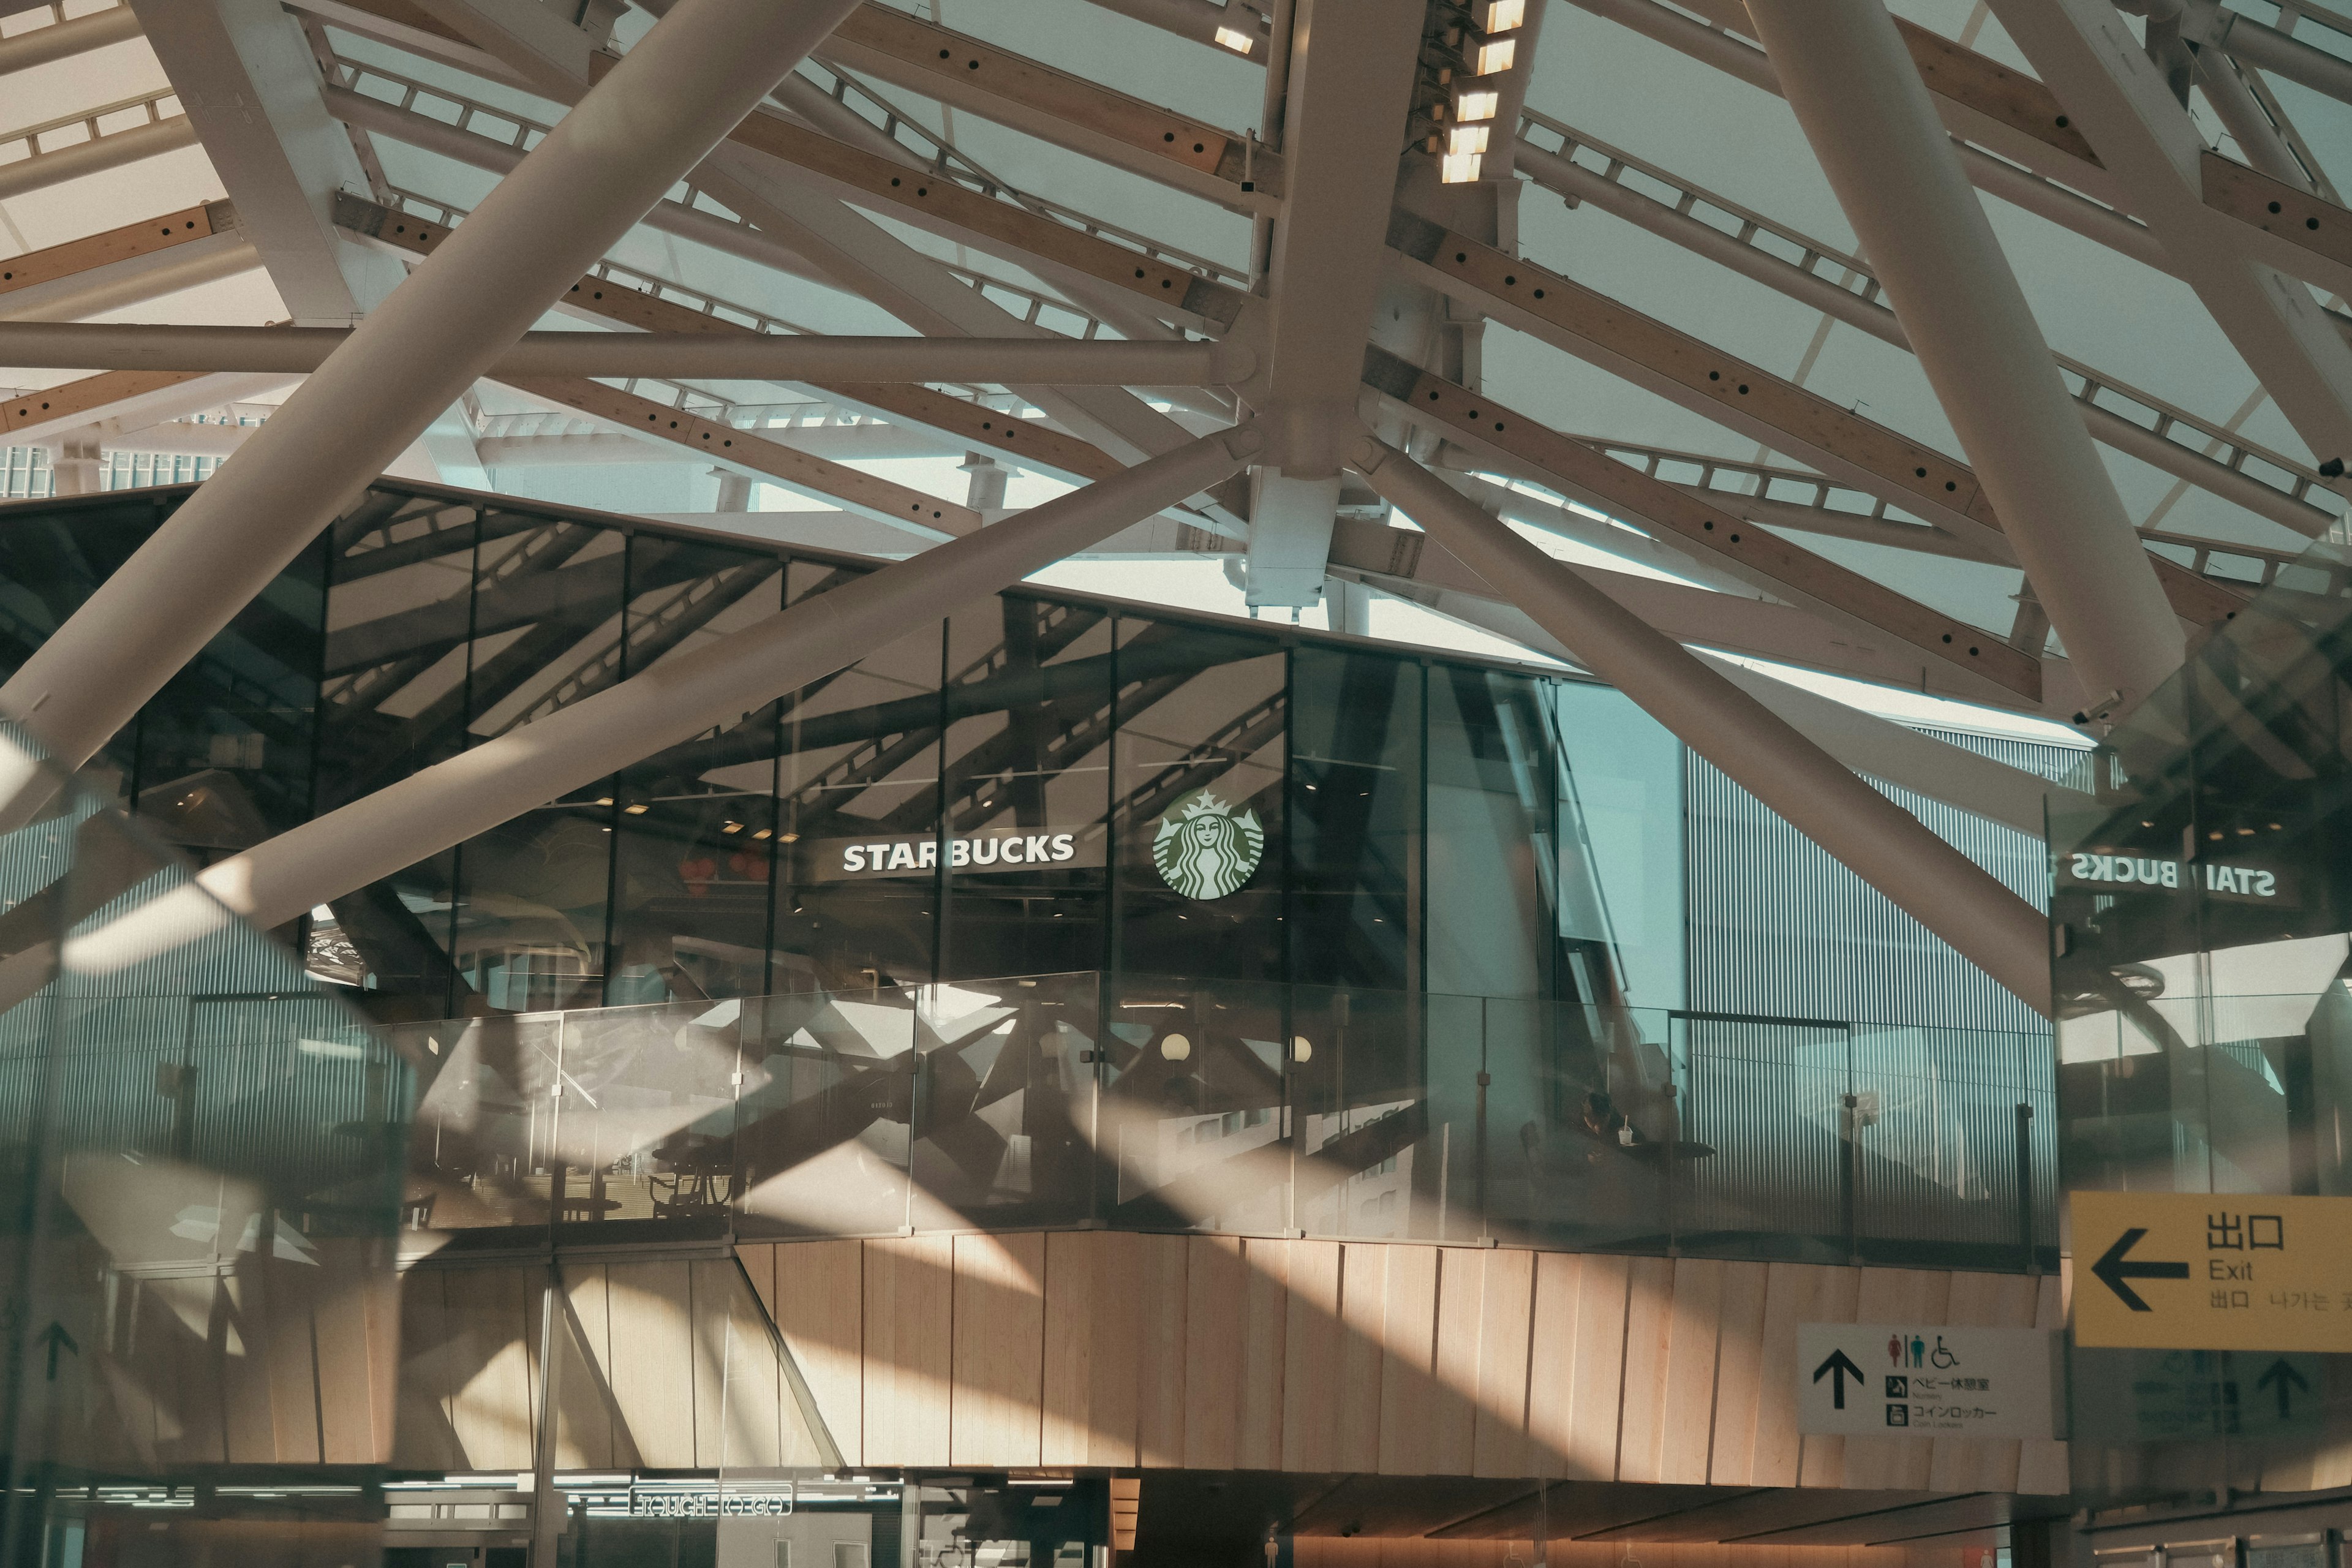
[309,489,483,1011]
[605,537,786,1006]
[775,559,942,992]
[0,729,404,1563]
[1101,977,1289,1234]
[453,526,632,1014]
[936,594,1114,982]
[1109,617,1285,984]
[1288,646,1420,993]
[734,980,919,1237]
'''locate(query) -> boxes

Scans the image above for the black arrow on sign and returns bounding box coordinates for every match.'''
[1813,1348,1866,1410]
[2092,1227,2189,1312]
[2257,1359,2311,1419]
[39,1322,75,1382]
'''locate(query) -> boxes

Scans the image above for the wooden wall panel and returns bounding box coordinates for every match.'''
[1525,1251,1583,1480]
[313,1268,385,1464]
[950,1232,1046,1466]
[1706,1261,1769,1485]
[695,1258,787,1471]
[1237,1238,1290,1469]
[1281,1239,1344,1472]
[1042,1231,1140,1467]
[607,1262,698,1468]
[1838,1268,1951,1491]
[1657,1258,1726,1484]
[554,1264,619,1469]
[864,1234,953,1467]
[1470,1246,1533,1479]
[259,1263,325,1465]
[1566,1253,1630,1480]
[1430,1249,1482,1477]
[1135,1233,1189,1467]
[768,1237,864,1463]
[755,1234,2061,1495]
[1336,1242,1387,1472]
[1615,1256,1678,1483]
[1376,1245,1441,1476]
[1182,1235,1247,1469]
[1790,1264,1861,1489]
[443,1266,539,1471]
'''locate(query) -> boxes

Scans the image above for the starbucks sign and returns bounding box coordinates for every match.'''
[1152,790,1264,900]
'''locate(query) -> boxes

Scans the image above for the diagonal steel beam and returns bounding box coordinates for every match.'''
[498,374,979,539]
[1382,209,2246,628]
[1360,347,2043,703]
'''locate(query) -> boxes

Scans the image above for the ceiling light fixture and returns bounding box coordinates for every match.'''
[1480,0,1526,29]
[1441,150,1484,183]
[1447,124,1490,156]
[1453,84,1500,122]
[1474,37,1516,73]
[1214,24,1254,52]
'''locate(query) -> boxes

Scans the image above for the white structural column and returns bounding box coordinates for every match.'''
[1354,437,2052,1014]
[1245,0,1427,608]
[180,429,1256,935]
[1990,0,2352,474]
[1745,0,2182,722]
[0,0,862,807]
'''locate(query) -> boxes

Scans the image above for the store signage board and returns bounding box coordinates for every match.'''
[2069,1350,2325,1444]
[2072,1191,2352,1352]
[806,828,1099,881]
[1796,1323,2060,1439]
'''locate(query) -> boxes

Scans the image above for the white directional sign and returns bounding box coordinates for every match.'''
[1797,1323,2062,1440]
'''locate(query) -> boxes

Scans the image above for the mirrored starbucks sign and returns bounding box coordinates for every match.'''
[1152,789,1265,899]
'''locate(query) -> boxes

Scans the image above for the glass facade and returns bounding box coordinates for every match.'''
[0,728,406,1567]
[0,480,2069,1283]
[2050,529,2352,1507]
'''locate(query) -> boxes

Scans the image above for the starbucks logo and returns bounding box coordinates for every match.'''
[1152,790,1264,900]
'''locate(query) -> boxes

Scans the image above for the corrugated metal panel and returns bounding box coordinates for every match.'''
[1683,744,2060,1035]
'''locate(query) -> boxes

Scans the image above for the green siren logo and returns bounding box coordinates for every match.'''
[1152,789,1265,900]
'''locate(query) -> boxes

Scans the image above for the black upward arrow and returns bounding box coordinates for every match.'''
[2258,1359,2311,1419]
[40,1322,75,1382]
[2092,1227,2189,1312]
[1813,1348,1865,1410]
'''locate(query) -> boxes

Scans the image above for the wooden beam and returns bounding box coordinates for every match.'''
[0,203,235,304]
[1387,212,2248,627]
[813,3,1280,211]
[502,374,981,537]
[1362,347,2043,703]
[335,194,1129,483]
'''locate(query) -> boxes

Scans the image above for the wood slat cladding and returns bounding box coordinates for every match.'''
[739,1234,2070,1492]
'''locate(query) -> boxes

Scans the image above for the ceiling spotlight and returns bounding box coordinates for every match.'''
[1441,150,1484,184]
[1480,0,1526,28]
[622,803,649,815]
[1447,124,1490,156]
[1214,24,1254,51]
[1453,84,1501,121]
[1474,37,1517,74]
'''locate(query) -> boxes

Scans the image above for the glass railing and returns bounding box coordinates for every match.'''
[393,971,2058,1272]
[0,725,408,1564]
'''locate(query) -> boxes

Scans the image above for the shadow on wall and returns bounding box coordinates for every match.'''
[390,1231,2073,1494]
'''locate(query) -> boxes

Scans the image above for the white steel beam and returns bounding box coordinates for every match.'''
[0,0,864,809]
[1747,0,2183,723]
[0,322,1242,382]
[1991,0,2352,475]
[0,91,197,204]
[1246,0,1425,607]
[180,428,1256,935]
[0,6,141,76]
[125,0,393,324]
[1352,435,2053,1014]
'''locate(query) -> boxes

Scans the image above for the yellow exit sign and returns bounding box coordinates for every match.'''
[2073,1191,2352,1352]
